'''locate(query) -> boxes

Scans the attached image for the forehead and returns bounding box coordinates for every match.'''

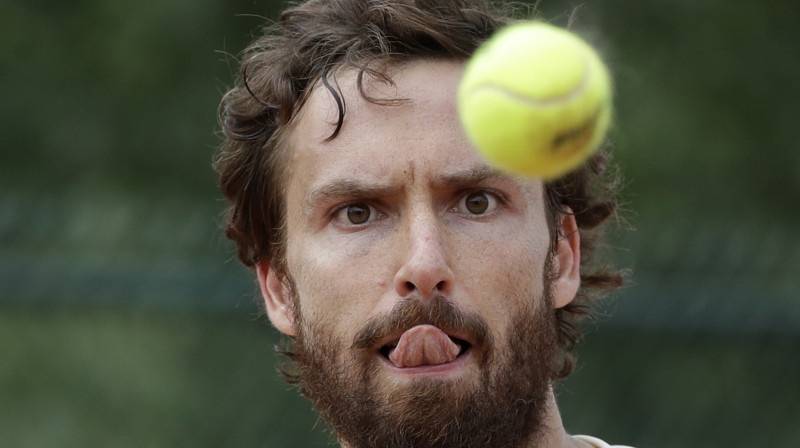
[285,60,500,193]
[299,61,461,131]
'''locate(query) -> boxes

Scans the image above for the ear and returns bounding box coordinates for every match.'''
[256,261,297,336]
[551,209,581,309]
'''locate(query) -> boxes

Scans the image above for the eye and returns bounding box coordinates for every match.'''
[334,203,375,226]
[457,191,499,216]
[465,192,489,214]
[346,204,371,224]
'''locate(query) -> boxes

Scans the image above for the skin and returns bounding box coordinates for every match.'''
[257,59,589,448]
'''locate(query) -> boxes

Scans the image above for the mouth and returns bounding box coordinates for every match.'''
[379,336,471,358]
[376,325,473,370]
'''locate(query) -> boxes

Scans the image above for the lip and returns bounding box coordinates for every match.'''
[374,327,475,377]
[375,329,475,351]
[378,345,473,377]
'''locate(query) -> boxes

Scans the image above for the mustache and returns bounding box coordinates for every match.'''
[351,295,490,350]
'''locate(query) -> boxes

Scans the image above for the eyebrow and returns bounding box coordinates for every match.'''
[303,165,516,215]
[304,179,401,214]
[431,165,512,190]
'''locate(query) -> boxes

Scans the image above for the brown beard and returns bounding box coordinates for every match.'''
[286,275,560,448]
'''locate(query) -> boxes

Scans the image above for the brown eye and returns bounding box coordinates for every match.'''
[346,204,371,224]
[464,192,489,215]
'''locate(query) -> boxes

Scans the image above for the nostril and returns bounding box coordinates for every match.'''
[405,281,416,291]
[435,280,445,291]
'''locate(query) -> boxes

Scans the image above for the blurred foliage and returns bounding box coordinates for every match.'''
[1,0,799,447]
[0,0,270,195]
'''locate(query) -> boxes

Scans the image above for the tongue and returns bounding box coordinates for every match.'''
[388,325,460,368]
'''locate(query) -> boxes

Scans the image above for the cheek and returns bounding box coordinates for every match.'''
[452,223,550,334]
[453,217,548,281]
[287,238,391,337]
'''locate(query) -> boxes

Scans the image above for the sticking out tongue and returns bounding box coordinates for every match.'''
[387,324,460,368]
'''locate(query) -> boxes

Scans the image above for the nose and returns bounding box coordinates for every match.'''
[393,209,455,300]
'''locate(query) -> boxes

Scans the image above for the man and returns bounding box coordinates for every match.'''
[216,0,629,447]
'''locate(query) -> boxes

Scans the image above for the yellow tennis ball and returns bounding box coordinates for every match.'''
[458,21,612,179]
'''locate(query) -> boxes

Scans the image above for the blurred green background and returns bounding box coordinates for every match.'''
[2,0,798,447]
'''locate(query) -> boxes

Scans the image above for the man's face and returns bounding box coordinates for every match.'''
[258,60,581,448]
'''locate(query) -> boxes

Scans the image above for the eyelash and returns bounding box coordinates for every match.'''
[329,189,507,227]
[331,201,382,227]
[452,189,506,217]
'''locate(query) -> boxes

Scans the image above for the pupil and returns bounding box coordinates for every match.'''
[466,192,488,214]
[347,205,370,224]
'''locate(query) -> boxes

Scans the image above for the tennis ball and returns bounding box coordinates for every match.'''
[458,22,612,179]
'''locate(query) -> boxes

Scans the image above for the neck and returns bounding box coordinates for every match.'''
[530,388,586,448]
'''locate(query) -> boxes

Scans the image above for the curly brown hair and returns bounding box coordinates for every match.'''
[216,0,624,379]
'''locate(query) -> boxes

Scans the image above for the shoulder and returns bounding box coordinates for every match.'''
[572,434,636,448]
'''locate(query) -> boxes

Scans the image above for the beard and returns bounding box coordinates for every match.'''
[285,275,560,448]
